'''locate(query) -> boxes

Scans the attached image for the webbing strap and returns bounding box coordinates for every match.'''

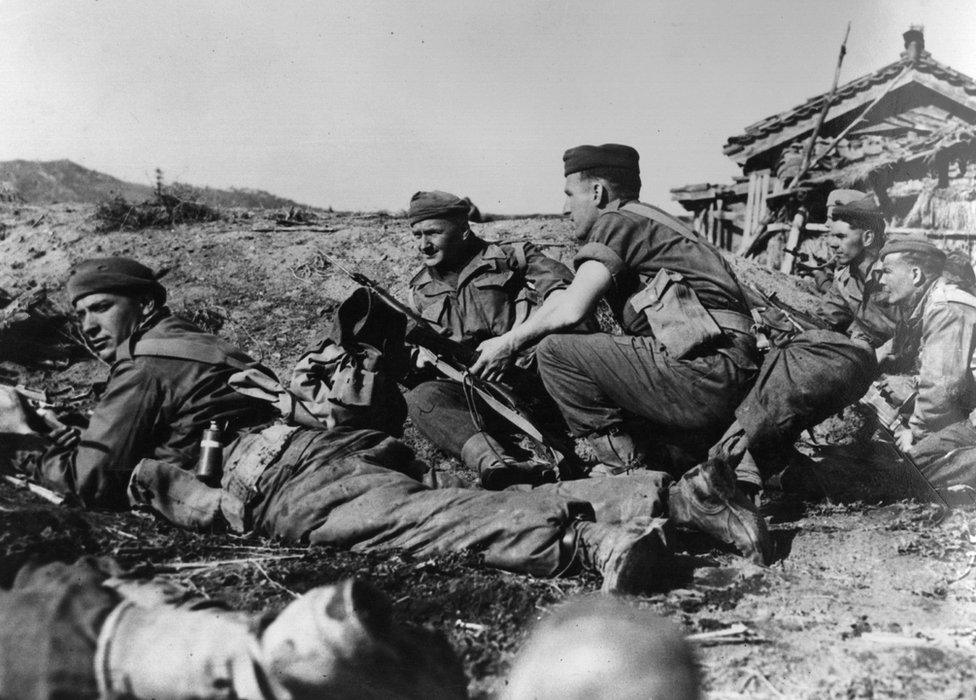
[622,201,699,242]
[511,241,528,271]
[118,336,253,371]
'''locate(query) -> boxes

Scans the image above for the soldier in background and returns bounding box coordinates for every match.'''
[816,189,901,351]
[877,236,976,490]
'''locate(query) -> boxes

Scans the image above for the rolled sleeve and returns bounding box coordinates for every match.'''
[574,242,626,279]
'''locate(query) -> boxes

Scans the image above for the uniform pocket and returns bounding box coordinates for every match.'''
[629,269,722,359]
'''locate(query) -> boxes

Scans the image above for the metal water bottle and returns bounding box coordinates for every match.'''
[195,420,223,484]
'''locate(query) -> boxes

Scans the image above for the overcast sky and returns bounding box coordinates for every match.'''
[2,1,975,214]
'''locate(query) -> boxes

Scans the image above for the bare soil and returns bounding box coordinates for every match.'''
[1,203,975,698]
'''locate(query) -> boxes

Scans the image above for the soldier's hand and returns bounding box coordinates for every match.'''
[0,386,37,435]
[471,334,517,381]
[893,426,915,453]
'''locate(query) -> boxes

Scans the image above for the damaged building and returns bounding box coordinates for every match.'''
[671,27,976,279]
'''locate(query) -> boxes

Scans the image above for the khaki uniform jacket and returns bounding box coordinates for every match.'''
[816,258,901,348]
[902,278,976,439]
[573,199,752,338]
[408,237,573,351]
[9,314,275,509]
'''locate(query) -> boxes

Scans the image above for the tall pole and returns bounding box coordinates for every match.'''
[789,22,852,190]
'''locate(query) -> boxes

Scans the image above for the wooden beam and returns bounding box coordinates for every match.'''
[730,69,918,165]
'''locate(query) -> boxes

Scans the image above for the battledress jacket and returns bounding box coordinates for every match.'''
[898,278,976,439]
[5,313,275,509]
[407,237,573,352]
[816,257,901,348]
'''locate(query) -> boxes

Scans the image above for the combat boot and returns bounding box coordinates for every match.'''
[587,428,646,476]
[565,520,669,594]
[668,458,773,565]
[461,432,556,490]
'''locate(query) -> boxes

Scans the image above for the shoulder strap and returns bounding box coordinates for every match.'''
[123,336,253,371]
[622,201,699,242]
[511,241,528,271]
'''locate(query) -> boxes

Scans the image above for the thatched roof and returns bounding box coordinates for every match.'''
[805,121,976,187]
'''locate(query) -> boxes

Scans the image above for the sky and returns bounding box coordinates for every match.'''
[2,1,976,215]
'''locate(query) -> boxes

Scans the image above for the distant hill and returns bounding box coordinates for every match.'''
[0,160,313,210]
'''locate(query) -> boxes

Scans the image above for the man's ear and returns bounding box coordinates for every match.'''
[592,181,610,207]
[862,229,876,250]
[911,265,926,287]
[139,296,157,318]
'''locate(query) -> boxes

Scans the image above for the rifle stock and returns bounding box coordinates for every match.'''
[858,383,948,508]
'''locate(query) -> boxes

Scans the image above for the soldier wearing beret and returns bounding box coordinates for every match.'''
[472,144,769,560]
[1,258,767,591]
[0,256,275,508]
[404,190,583,489]
[816,189,901,350]
[878,236,976,489]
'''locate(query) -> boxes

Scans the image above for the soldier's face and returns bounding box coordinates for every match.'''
[827,218,869,266]
[412,218,469,270]
[878,253,919,307]
[563,173,601,240]
[74,292,148,361]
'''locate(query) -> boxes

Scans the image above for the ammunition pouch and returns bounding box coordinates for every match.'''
[629,269,723,359]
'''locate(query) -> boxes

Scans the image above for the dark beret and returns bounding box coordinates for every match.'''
[408,191,474,225]
[879,235,946,263]
[67,257,166,305]
[563,144,640,177]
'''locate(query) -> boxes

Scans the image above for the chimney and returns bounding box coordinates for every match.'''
[902,25,925,63]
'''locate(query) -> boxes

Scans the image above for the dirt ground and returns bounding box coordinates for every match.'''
[2,203,976,699]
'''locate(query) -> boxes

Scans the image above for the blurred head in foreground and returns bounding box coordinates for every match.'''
[502,596,701,700]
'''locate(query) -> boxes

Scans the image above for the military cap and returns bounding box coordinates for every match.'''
[826,189,868,211]
[563,144,640,176]
[879,234,946,263]
[67,256,166,305]
[408,191,473,225]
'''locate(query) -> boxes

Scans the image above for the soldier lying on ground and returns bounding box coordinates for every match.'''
[876,236,976,490]
[402,190,588,489]
[0,257,277,509]
[0,256,772,596]
[0,556,466,699]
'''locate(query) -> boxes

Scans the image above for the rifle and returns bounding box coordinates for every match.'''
[744,282,829,333]
[858,383,949,508]
[319,252,583,478]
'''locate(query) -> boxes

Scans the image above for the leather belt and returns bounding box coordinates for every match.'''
[709,309,755,335]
